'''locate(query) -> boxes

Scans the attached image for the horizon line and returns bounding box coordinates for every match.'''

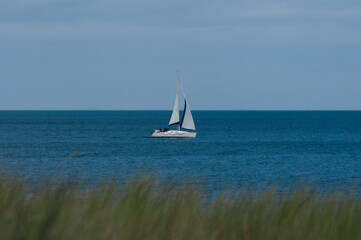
[1,109,361,112]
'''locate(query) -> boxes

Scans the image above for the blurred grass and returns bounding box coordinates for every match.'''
[0,173,361,240]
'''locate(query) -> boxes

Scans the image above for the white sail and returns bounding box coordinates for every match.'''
[168,76,180,126]
[180,99,196,131]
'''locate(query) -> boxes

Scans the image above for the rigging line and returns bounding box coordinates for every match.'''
[177,76,188,102]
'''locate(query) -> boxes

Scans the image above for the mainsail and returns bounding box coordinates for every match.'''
[168,75,180,126]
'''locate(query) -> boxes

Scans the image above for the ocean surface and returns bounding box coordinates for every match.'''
[1,111,361,192]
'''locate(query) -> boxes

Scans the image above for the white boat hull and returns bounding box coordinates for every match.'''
[152,130,196,138]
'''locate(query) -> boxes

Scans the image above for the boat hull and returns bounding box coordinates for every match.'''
[152,130,196,138]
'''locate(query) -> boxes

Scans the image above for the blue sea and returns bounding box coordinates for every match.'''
[1,111,361,192]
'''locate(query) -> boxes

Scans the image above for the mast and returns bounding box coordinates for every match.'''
[168,73,180,128]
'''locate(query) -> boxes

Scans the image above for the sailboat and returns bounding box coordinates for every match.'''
[152,74,197,138]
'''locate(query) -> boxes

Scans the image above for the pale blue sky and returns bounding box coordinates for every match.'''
[1,0,361,110]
